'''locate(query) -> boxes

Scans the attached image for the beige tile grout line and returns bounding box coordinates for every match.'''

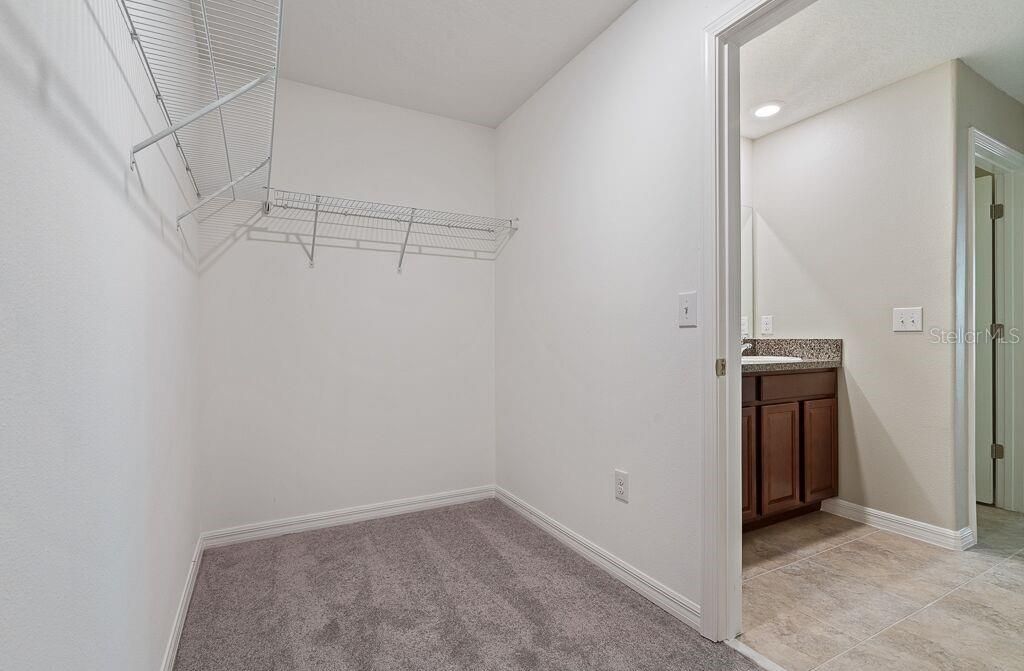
[743,529,881,583]
[806,545,1024,671]
[741,529,884,650]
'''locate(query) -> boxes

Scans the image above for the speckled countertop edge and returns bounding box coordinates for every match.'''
[741,359,841,373]
[741,338,842,374]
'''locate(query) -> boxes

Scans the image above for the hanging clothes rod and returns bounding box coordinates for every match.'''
[121,0,282,247]
[131,68,277,164]
[265,189,518,269]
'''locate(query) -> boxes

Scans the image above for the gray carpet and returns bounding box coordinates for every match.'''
[174,500,757,670]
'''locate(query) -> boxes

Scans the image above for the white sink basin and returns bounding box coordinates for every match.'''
[742,355,803,364]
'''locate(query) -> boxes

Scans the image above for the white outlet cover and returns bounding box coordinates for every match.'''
[760,315,774,336]
[892,307,923,332]
[678,291,699,328]
[614,469,629,503]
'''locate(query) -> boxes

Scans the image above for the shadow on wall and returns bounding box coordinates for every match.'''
[0,0,195,268]
[838,371,936,525]
[194,200,265,273]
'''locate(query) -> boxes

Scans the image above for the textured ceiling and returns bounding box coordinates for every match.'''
[279,0,639,128]
[741,0,1024,138]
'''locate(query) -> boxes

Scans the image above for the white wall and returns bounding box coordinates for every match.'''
[198,80,496,531]
[956,60,1024,156]
[0,2,200,669]
[495,0,737,607]
[748,64,959,528]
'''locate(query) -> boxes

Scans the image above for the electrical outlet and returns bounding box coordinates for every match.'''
[760,315,774,336]
[614,469,629,503]
[892,307,923,332]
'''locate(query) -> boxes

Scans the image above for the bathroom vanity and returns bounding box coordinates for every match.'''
[741,340,842,530]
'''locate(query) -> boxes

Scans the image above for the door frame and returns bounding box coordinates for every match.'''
[700,0,819,642]
[702,0,1024,644]
[961,128,1024,534]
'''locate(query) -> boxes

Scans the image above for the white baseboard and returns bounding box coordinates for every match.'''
[202,484,496,548]
[495,486,702,630]
[821,498,975,551]
[161,537,203,671]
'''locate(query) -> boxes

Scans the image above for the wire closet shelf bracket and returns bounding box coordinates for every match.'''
[264,190,518,270]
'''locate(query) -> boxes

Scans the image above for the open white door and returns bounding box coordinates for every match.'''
[976,173,995,505]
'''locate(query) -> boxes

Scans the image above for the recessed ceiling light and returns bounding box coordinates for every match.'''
[753,102,783,118]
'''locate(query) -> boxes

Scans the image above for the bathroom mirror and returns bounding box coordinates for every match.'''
[740,206,755,337]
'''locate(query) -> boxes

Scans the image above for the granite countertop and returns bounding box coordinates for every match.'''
[741,358,842,373]
[741,338,843,374]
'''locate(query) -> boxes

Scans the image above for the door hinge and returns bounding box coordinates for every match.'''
[715,358,726,377]
[991,203,1005,220]
[992,443,1005,460]
[991,323,1006,340]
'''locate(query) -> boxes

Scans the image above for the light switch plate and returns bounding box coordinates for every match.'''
[892,307,923,332]
[678,291,699,328]
[740,316,750,338]
[760,315,774,336]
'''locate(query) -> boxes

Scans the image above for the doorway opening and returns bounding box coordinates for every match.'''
[967,129,1024,548]
[704,1,1024,667]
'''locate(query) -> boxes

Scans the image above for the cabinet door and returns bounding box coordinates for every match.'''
[742,406,758,522]
[760,402,801,516]
[803,398,838,503]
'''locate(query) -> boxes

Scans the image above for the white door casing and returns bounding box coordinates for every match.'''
[963,129,1024,538]
[975,174,994,505]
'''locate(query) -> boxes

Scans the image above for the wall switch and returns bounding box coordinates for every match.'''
[892,307,923,332]
[614,469,629,503]
[760,315,774,336]
[678,291,699,328]
[740,316,750,337]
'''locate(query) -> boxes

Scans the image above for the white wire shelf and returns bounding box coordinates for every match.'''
[258,189,518,269]
[119,3,517,269]
[120,0,282,257]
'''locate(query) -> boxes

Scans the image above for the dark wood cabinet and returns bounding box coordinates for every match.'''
[760,402,801,516]
[760,370,836,402]
[803,398,838,503]
[742,369,839,530]
[741,406,758,522]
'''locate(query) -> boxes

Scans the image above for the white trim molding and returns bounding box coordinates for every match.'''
[495,487,702,631]
[821,498,975,551]
[701,0,820,643]
[959,127,1024,541]
[160,537,204,671]
[202,485,496,548]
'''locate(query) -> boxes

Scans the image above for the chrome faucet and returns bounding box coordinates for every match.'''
[741,342,753,354]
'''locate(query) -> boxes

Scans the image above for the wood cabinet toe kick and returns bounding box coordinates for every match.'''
[742,369,838,530]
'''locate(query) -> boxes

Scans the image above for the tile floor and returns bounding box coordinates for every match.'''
[739,506,1024,670]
